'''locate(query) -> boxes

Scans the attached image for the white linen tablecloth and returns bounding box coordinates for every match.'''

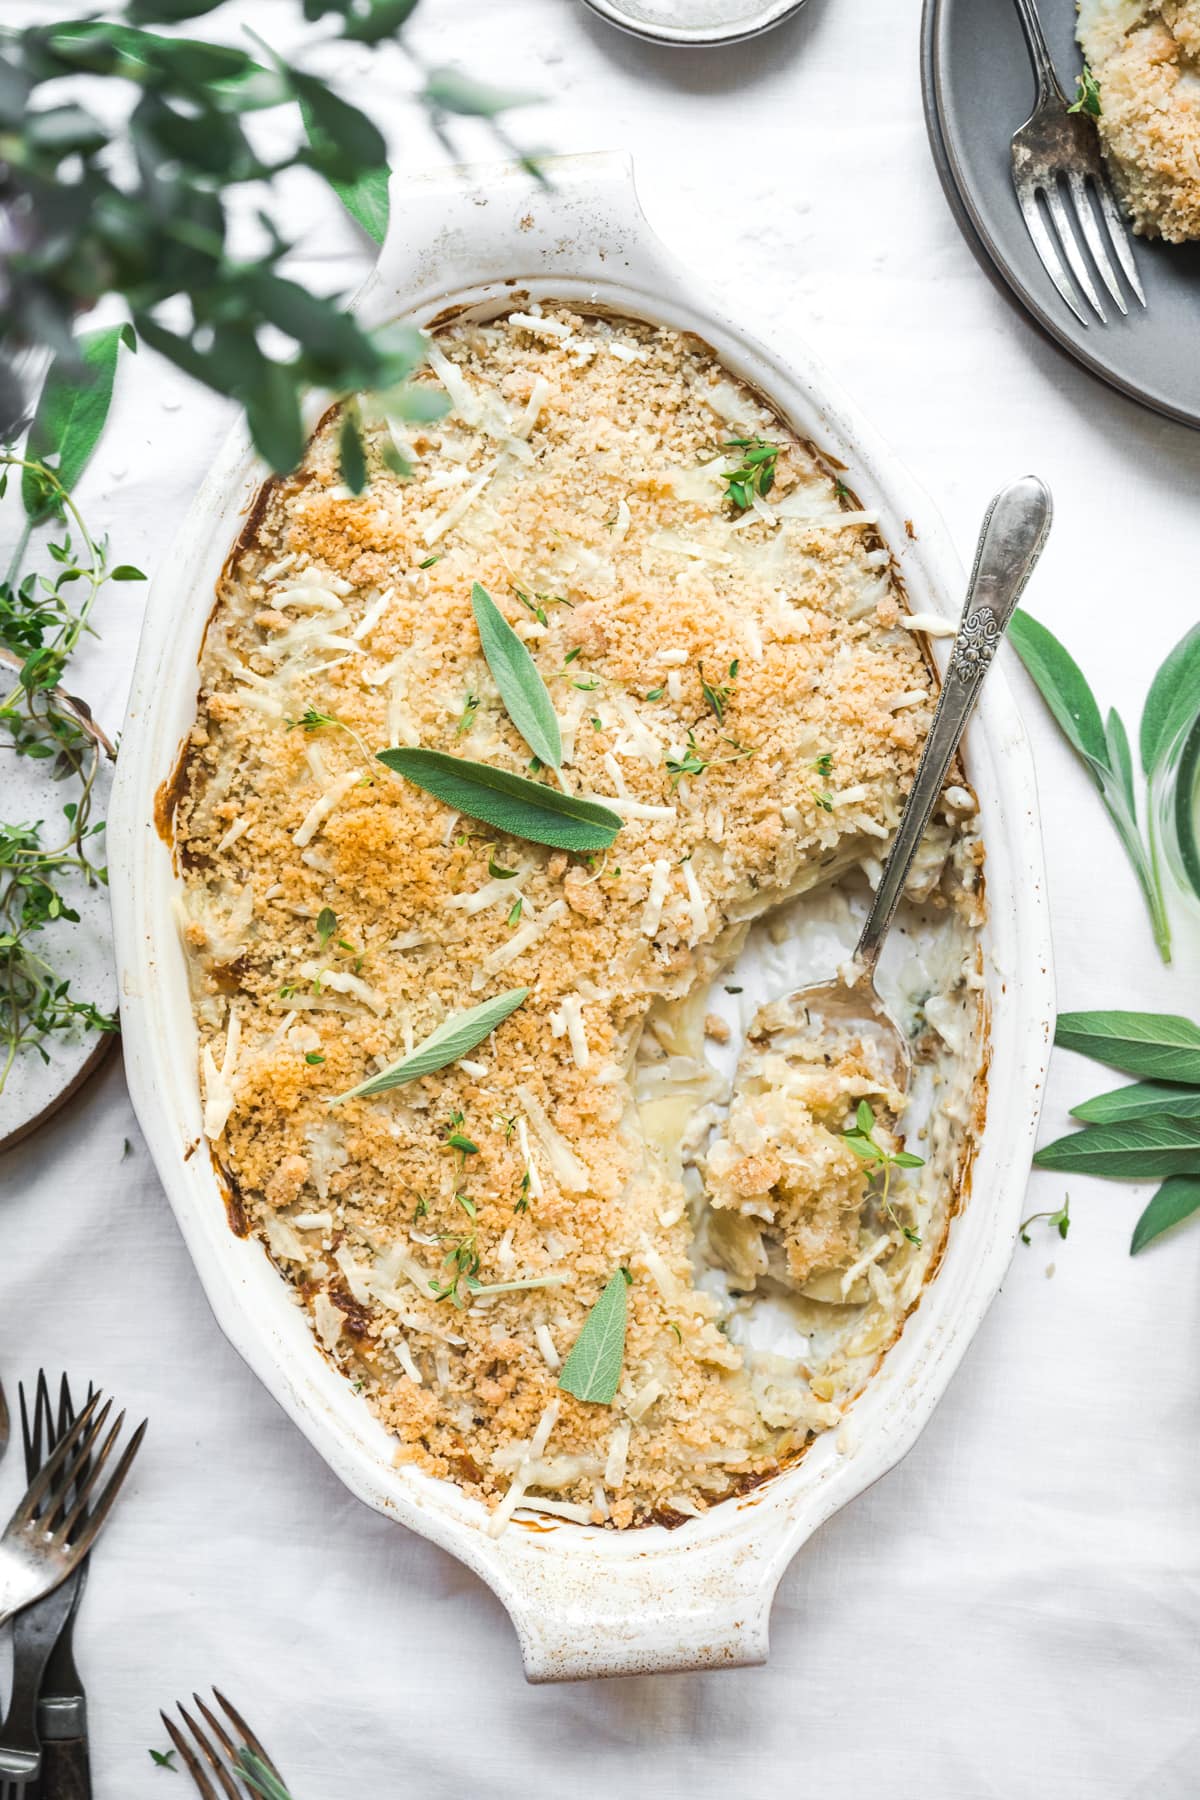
[2,1,1199,1794]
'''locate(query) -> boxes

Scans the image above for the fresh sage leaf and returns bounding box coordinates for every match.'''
[557,1270,630,1405]
[1130,1175,1200,1255]
[22,324,136,518]
[235,1749,293,1800]
[1034,1113,1200,1179]
[1055,1010,1200,1084]
[299,93,389,245]
[1104,708,1136,814]
[471,582,562,768]
[1170,712,1200,904]
[1009,610,1172,960]
[1072,1081,1200,1125]
[332,987,528,1104]
[1008,609,1108,765]
[377,748,622,852]
[1139,623,1200,778]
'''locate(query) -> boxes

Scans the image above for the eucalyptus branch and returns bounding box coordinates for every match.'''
[0,1,544,476]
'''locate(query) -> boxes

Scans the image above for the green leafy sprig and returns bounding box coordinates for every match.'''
[1033,1011,1200,1254]
[0,448,138,1092]
[1020,1197,1070,1245]
[1009,611,1200,962]
[721,438,779,512]
[842,1100,925,1246]
[0,3,541,474]
[1069,65,1101,117]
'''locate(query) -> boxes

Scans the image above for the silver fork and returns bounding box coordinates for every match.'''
[0,1376,95,1795]
[0,1391,145,1629]
[1010,0,1146,325]
[161,1692,290,1799]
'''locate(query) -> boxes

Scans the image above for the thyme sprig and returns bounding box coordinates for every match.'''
[722,438,779,512]
[842,1100,925,1247]
[0,456,133,1094]
[666,730,755,788]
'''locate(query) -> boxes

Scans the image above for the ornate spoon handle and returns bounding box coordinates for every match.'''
[855,475,1053,971]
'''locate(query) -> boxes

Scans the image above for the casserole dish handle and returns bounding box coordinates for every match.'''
[365,150,685,321]
[495,1537,779,1682]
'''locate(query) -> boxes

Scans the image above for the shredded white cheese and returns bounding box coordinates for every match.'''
[293,769,361,848]
[605,1421,632,1489]
[201,1004,241,1140]
[641,859,672,938]
[681,859,710,944]
[515,1083,589,1192]
[422,466,495,546]
[474,898,566,985]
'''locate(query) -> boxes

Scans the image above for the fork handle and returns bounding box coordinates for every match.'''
[854,476,1053,971]
[1011,0,1070,104]
[38,1735,90,1800]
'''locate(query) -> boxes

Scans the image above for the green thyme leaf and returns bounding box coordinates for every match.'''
[1068,65,1102,117]
[1020,1197,1071,1245]
[1130,1175,1200,1255]
[721,438,779,511]
[557,1269,631,1405]
[1071,1082,1200,1125]
[377,748,621,852]
[1055,1011,1200,1084]
[148,1747,177,1769]
[316,906,337,947]
[470,582,562,767]
[22,324,136,518]
[1033,1114,1200,1179]
[332,986,528,1103]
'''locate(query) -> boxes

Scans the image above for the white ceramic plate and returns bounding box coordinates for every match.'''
[109,153,1055,1681]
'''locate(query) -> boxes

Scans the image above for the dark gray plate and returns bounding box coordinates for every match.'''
[921,0,1200,430]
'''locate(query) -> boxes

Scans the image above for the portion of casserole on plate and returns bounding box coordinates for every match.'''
[1077,0,1200,241]
[174,307,986,1530]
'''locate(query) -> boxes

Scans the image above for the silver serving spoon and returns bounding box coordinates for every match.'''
[742,475,1053,1091]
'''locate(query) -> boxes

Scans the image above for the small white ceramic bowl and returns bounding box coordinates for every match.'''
[580,0,810,49]
[109,152,1054,1682]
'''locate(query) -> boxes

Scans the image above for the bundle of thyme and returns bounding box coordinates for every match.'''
[0,451,134,1094]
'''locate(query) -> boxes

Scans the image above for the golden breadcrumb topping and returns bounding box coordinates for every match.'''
[174,306,985,1528]
[1079,0,1200,241]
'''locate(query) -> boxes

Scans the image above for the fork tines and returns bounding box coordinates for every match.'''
[161,1692,286,1800]
[1011,125,1146,328]
[12,1387,146,1557]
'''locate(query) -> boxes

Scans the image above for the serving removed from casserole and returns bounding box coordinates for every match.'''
[173,305,986,1530]
[1077,0,1200,242]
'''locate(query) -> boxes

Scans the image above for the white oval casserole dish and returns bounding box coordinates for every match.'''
[109,152,1055,1683]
